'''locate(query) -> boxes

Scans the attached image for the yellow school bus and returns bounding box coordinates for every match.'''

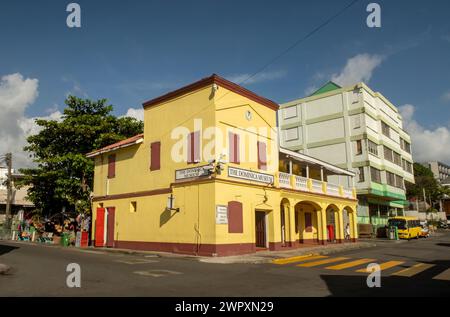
[387,216,421,240]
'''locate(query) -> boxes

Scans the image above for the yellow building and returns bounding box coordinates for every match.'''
[87,74,358,256]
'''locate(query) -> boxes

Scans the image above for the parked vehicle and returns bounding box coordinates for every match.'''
[438,220,448,229]
[419,225,429,238]
[387,216,421,240]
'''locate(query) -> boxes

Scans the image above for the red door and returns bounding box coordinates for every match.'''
[255,211,266,248]
[95,208,105,247]
[106,207,115,248]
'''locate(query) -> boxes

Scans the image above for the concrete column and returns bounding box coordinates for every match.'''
[320,209,328,244]
[288,203,296,245]
[289,160,293,174]
[351,210,358,241]
[306,165,310,179]
[320,167,324,181]
[336,208,345,243]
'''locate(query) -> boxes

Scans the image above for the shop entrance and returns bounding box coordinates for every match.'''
[255,211,267,248]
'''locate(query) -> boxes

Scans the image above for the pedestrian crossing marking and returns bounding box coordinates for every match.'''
[297,257,349,268]
[391,263,435,277]
[272,254,325,265]
[325,258,376,270]
[432,268,450,281]
[356,260,404,273]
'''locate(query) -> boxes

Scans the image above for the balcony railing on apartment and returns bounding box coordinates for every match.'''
[277,172,356,199]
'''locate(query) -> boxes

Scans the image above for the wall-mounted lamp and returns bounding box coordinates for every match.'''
[166,194,180,212]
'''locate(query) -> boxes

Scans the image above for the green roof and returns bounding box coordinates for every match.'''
[310,81,342,97]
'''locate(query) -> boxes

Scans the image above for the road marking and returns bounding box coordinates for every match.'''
[356,261,405,273]
[432,268,450,281]
[133,269,182,278]
[391,263,435,277]
[325,258,376,270]
[297,257,349,268]
[272,254,325,265]
[115,259,159,265]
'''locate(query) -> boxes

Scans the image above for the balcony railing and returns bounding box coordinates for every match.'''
[294,175,308,191]
[327,183,340,197]
[311,179,323,193]
[277,172,356,199]
[279,172,291,188]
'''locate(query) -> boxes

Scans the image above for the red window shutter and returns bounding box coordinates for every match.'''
[228,201,243,233]
[150,142,161,171]
[235,134,240,164]
[257,141,267,170]
[107,154,116,178]
[188,131,200,164]
[229,132,240,164]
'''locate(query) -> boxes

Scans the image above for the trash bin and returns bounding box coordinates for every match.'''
[388,226,399,240]
[388,226,395,240]
[61,233,70,247]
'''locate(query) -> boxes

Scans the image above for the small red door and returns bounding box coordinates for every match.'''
[95,208,105,247]
[106,207,115,248]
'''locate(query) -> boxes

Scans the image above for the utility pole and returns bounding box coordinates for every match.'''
[5,153,12,230]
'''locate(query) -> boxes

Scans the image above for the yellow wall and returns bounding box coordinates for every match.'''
[90,79,358,255]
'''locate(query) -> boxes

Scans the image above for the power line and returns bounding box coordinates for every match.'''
[156,0,361,140]
[241,0,362,85]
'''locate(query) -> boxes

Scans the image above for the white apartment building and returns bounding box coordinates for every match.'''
[423,161,450,184]
[278,82,415,226]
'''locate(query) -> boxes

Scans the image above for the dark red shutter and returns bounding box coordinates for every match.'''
[257,141,267,170]
[228,201,243,233]
[235,134,240,164]
[187,131,200,164]
[150,142,161,171]
[229,132,240,164]
[108,154,116,178]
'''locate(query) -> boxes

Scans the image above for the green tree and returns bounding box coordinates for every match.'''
[19,96,143,217]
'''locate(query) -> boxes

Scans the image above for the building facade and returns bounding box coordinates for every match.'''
[278,82,415,228]
[0,166,34,223]
[423,161,450,184]
[88,75,358,256]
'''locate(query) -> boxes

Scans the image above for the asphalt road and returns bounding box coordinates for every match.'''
[1,231,449,297]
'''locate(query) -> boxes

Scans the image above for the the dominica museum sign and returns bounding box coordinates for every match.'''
[227,167,274,184]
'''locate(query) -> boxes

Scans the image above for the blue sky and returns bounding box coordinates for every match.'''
[1,0,450,166]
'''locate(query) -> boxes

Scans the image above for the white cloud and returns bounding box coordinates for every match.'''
[331,53,384,86]
[399,104,450,164]
[226,70,286,85]
[0,73,62,169]
[441,91,450,102]
[123,108,144,121]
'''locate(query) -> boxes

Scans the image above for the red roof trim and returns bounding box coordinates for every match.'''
[142,74,279,111]
[86,133,144,157]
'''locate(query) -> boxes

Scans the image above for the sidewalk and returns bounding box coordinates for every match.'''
[198,242,376,264]
[3,239,376,264]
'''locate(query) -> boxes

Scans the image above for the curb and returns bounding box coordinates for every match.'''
[199,242,377,264]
